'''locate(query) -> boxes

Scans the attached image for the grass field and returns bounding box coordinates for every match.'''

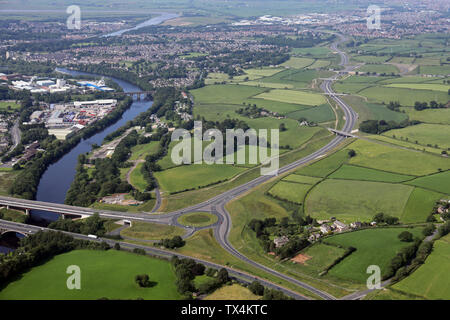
[129,163,147,192]
[347,140,450,176]
[405,170,450,195]
[254,89,327,106]
[0,250,181,300]
[325,228,423,283]
[401,187,445,223]
[358,64,399,75]
[328,164,414,183]
[286,104,335,123]
[281,57,314,69]
[305,179,414,223]
[154,164,246,194]
[191,84,265,104]
[383,123,450,150]
[268,181,312,204]
[120,222,185,240]
[282,174,322,184]
[0,101,20,112]
[204,284,260,300]
[358,86,449,106]
[400,107,450,125]
[129,141,160,161]
[385,83,450,92]
[393,234,450,299]
[177,212,218,227]
[292,243,347,275]
[0,170,19,196]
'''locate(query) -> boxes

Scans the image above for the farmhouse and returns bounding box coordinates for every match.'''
[273,236,289,248]
[333,220,348,232]
[350,221,362,229]
[308,233,321,242]
[320,224,331,234]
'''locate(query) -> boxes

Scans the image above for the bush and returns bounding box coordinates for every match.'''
[249,281,265,296]
[398,231,414,242]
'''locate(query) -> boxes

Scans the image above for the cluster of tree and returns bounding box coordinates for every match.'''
[373,213,399,225]
[248,217,310,259]
[414,101,447,111]
[248,280,292,300]
[0,58,54,76]
[398,231,414,242]
[171,257,222,297]
[135,274,156,288]
[260,34,335,48]
[386,101,401,112]
[156,236,185,249]
[0,231,110,286]
[236,104,271,118]
[383,237,422,280]
[48,213,108,236]
[437,220,450,238]
[359,119,421,135]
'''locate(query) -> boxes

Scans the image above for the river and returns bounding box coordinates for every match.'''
[30,12,179,222]
[32,69,153,222]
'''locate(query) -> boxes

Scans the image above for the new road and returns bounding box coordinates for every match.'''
[0,35,359,300]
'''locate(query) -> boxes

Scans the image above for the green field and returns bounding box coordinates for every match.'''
[286,104,335,123]
[268,180,312,204]
[282,174,323,185]
[401,187,445,223]
[385,83,450,92]
[129,141,160,160]
[347,140,450,176]
[191,84,266,104]
[400,107,450,125]
[254,89,327,106]
[358,64,399,75]
[305,179,414,223]
[383,123,450,150]
[393,234,450,299]
[0,101,20,112]
[281,57,314,69]
[154,164,246,194]
[328,164,414,183]
[358,86,449,106]
[178,212,218,227]
[405,170,450,195]
[325,228,423,283]
[129,163,147,192]
[121,222,185,240]
[294,243,347,275]
[0,250,181,300]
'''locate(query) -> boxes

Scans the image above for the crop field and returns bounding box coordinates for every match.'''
[268,181,312,204]
[305,179,414,223]
[245,67,285,77]
[121,221,185,240]
[154,164,246,194]
[419,65,450,75]
[324,228,423,283]
[405,170,450,195]
[178,212,218,227]
[328,164,414,183]
[393,234,450,299]
[401,187,445,223]
[0,250,181,300]
[281,57,314,69]
[254,89,327,106]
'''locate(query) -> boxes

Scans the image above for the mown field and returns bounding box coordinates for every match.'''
[392,234,450,299]
[178,212,218,227]
[0,250,182,300]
